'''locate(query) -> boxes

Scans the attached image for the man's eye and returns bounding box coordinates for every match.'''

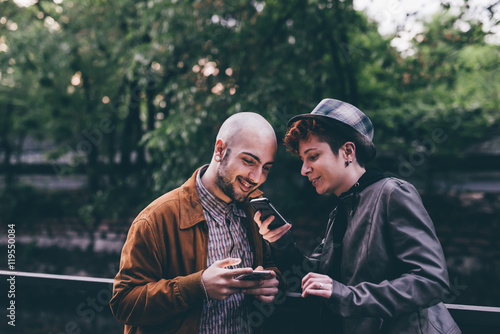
[263,166,271,172]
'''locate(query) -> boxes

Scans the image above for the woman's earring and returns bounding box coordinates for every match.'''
[345,160,353,167]
[215,156,221,162]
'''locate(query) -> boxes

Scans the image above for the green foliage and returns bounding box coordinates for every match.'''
[1,0,499,226]
[368,10,500,160]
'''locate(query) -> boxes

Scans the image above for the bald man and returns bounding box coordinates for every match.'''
[111,113,281,334]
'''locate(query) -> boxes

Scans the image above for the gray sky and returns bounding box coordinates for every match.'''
[354,0,500,53]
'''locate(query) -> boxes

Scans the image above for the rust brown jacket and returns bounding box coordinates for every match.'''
[110,168,279,334]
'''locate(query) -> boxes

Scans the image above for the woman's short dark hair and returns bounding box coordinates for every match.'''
[284,119,367,167]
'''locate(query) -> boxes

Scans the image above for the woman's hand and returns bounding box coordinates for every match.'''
[254,211,292,243]
[301,272,333,299]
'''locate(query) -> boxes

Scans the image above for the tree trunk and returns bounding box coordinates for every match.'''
[82,74,100,192]
[121,79,142,172]
[1,103,14,187]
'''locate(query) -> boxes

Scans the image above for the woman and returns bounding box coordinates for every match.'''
[255,99,460,333]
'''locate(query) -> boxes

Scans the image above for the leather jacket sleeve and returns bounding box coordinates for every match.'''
[327,181,451,318]
[110,218,205,327]
[268,231,324,289]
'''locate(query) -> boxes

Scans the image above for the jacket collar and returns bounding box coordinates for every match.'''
[338,169,392,216]
[340,169,391,198]
[179,167,263,230]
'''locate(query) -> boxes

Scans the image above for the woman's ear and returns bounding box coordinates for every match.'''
[342,142,356,160]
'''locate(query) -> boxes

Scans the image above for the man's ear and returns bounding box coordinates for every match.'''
[214,139,226,162]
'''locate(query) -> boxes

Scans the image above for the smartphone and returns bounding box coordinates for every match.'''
[249,197,289,230]
[234,270,272,280]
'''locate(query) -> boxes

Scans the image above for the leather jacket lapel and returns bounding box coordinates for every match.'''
[319,207,338,274]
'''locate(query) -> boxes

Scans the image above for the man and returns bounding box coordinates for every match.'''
[110,112,281,334]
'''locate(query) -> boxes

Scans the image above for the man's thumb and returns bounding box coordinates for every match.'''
[216,257,241,268]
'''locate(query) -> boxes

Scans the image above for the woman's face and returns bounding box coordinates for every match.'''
[298,134,349,196]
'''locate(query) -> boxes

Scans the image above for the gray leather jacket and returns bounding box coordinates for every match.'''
[272,175,461,333]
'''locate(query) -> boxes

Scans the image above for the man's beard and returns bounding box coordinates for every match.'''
[215,150,249,203]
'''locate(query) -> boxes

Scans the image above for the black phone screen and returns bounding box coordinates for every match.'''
[249,198,289,230]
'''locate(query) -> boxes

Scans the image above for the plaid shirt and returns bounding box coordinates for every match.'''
[196,166,254,334]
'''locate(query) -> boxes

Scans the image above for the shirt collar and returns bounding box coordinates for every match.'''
[195,165,246,221]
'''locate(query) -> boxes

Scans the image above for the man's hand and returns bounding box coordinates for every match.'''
[241,266,279,303]
[254,211,291,243]
[301,272,333,299]
[201,258,266,300]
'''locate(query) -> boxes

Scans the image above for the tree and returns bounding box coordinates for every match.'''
[1,0,499,227]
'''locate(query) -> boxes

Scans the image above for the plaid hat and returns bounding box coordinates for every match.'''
[287,98,376,162]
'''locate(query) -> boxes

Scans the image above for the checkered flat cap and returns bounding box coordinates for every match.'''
[287,98,376,162]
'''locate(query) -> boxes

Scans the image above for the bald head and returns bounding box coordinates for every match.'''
[202,112,277,203]
[216,112,277,150]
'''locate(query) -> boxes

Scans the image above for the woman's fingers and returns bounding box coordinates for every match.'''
[301,272,333,298]
[254,211,291,242]
[264,223,291,242]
